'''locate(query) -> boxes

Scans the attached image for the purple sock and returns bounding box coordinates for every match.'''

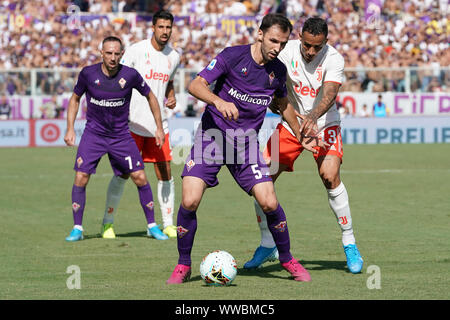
[137,184,155,224]
[264,204,293,263]
[176,205,197,266]
[71,185,86,226]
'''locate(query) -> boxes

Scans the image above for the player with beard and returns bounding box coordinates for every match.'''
[101,10,181,240]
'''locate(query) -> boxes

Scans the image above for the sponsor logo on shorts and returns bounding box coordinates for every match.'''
[177,225,189,238]
[90,97,126,107]
[227,87,272,106]
[72,202,81,212]
[275,221,287,232]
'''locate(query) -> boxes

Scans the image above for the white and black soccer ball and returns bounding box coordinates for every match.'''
[200,250,237,286]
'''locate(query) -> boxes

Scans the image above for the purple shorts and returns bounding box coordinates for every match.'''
[74,129,144,176]
[181,126,272,195]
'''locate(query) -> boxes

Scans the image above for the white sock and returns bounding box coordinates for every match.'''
[254,200,276,248]
[147,222,157,229]
[327,182,356,246]
[74,225,83,231]
[158,177,175,228]
[103,175,127,225]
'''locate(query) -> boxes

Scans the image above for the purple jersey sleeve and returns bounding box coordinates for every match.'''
[274,73,287,98]
[198,51,229,84]
[132,68,151,96]
[73,68,87,96]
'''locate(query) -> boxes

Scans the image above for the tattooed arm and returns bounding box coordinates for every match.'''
[299,81,341,136]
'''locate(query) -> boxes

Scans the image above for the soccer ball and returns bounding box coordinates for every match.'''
[200,250,237,286]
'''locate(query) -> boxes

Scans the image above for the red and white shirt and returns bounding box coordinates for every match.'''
[277,39,344,133]
[121,39,180,137]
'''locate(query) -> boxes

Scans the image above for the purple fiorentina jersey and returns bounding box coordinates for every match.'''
[73,63,150,136]
[198,45,287,132]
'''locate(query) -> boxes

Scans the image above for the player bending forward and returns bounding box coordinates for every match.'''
[244,17,364,274]
[166,14,326,284]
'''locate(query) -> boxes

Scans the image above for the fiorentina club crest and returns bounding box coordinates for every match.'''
[275,221,287,232]
[268,71,275,85]
[316,65,323,82]
[146,201,154,210]
[72,202,80,212]
[177,226,189,238]
[118,77,126,89]
[76,156,83,168]
[186,159,195,171]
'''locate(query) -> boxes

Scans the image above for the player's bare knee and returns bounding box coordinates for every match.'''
[258,198,279,213]
[74,171,90,187]
[181,196,200,211]
[320,172,340,189]
[130,170,148,187]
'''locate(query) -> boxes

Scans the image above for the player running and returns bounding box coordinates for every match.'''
[166,14,326,284]
[100,10,181,240]
[244,17,364,274]
[64,36,167,241]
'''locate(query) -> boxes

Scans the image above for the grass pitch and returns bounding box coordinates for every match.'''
[0,144,449,300]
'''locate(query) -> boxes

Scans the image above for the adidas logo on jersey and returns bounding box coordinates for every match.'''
[293,81,320,98]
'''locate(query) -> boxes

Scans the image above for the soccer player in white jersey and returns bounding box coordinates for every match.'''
[101,10,181,239]
[244,17,364,273]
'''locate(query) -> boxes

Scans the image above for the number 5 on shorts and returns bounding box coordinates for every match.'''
[251,164,262,179]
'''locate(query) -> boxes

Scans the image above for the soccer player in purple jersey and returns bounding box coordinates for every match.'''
[64,36,168,241]
[167,14,323,284]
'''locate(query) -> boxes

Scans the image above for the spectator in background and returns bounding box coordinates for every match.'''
[40,95,59,119]
[373,94,389,117]
[0,0,448,94]
[0,96,11,120]
[358,104,371,118]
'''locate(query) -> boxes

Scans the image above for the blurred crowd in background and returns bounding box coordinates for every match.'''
[0,0,448,98]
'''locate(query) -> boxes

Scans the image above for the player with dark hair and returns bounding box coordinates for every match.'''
[64,36,167,241]
[166,13,326,284]
[101,10,181,240]
[244,17,364,274]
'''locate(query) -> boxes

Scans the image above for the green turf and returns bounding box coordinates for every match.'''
[0,144,449,300]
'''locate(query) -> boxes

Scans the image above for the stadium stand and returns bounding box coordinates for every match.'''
[0,0,448,97]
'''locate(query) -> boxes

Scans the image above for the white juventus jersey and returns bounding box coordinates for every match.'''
[277,39,344,134]
[121,39,181,137]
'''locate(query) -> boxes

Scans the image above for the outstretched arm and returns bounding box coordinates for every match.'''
[271,97,329,153]
[300,82,341,136]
